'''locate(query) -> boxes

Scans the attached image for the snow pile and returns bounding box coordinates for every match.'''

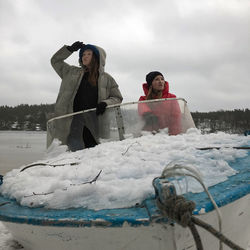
[0,128,249,210]
[0,223,23,250]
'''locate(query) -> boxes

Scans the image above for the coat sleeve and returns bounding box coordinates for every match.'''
[102,75,123,105]
[50,45,73,79]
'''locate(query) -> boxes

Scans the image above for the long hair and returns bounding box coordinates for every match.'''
[146,86,163,100]
[88,54,99,86]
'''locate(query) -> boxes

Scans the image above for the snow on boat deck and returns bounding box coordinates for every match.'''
[0,129,249,227]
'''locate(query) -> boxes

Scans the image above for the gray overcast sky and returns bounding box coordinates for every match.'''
[0,0,249,112]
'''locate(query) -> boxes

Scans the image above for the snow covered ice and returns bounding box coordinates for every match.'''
[0,128,249,210]
[0,222,23,250]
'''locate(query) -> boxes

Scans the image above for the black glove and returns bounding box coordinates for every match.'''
[67,41,84,52]
[143,112,159,126]
[96,102,107,115]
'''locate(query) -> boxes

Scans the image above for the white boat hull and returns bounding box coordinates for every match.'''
[3,194,249,250]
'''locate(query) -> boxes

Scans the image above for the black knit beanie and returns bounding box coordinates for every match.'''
[146,71,163,87]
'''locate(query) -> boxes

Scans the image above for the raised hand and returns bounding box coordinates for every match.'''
[67,41,84,52]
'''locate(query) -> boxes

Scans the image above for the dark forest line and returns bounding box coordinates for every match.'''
[0,104,249,134]
[191,109,250,134]
[0,104,54,131]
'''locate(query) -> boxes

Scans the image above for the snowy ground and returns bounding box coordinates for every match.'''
[0,129,249,249]
[0,223,23,250]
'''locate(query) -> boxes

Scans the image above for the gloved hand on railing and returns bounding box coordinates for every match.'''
[96,102,107,115]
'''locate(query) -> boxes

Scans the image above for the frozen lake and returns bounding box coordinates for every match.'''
[0,131,47,249]
[0,131,47,175]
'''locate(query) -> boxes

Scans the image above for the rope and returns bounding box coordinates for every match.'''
[156,193,245,250]
[192,217,245,250]
[154,163,246,250]
[156,194,203,249]
[161,163,223,244]
[189,222,203,250]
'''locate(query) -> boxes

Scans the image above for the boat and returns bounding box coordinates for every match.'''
[0,98,249,250]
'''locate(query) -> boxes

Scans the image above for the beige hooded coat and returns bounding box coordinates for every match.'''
[50,45,123,145]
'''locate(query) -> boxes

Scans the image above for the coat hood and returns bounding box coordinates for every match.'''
[142,81,169,97]
[79,44,106,74]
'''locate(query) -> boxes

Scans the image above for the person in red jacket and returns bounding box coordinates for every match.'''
[138,71,181,135]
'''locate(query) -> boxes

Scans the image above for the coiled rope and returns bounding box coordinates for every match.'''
[153,163,245,250]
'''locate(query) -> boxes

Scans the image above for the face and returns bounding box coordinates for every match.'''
[151,75,165,91]
[82,49,93,67]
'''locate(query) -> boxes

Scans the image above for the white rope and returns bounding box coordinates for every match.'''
[161,162,223,250]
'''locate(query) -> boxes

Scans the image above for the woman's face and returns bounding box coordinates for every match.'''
[151,75,165,91]
[82,49,93,67]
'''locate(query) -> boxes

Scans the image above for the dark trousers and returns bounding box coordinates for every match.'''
[67,115,98,152]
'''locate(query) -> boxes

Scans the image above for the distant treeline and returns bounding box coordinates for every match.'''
[0,104,54,131]
[0,104,249,133]
[192,109,250,134]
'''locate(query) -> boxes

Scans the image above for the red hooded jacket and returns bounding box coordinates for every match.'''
[138,82,181,135]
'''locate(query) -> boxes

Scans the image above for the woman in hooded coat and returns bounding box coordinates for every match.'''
[138,71,181,135]
[51,41,123,151]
